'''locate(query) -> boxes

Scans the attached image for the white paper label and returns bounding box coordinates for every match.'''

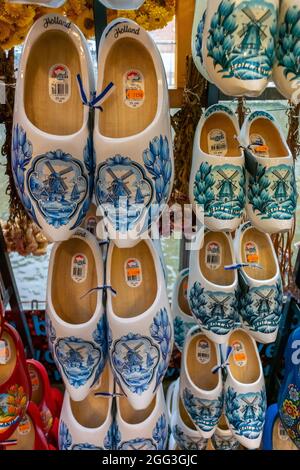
[71,254,88,283]
[208,129,228,156]
[0,339,11,365]
[124,70,145,109]
[196,339,211,364]
[49,64,71,104]
[124,258,142,288]
[250,134,269,157]
[18,415,31,436]
[206,242,222,270]
[231,340,247,367]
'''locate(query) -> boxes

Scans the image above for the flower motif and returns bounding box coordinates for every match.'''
[283,400,298,419]
[288,385,299,402]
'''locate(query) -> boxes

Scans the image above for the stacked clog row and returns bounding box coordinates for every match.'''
[193,0,300,101]
[0,303,63,450]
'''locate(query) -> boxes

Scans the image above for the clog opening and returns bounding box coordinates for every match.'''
[24,31,83,136]
[28,363,43,406]
[0,331,17,385]
[51,239,97,325]
[187,334,218,391]
[199,232,235,287]
[228,330,260,384]
[249,118,289,158]
[70,365,110,428]
[217,414,229,431]
[178,275,192,316]
[200,113,241,157]
[6,414,35,451]
[119,392,156,425]
[241,227,277,281]
[99,37,158,138]
[111,241,157,318]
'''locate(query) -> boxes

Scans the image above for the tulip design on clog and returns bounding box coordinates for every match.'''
[172,269,197,352]
[0,323,31,442]
[114,384,169,450]
[46,229,108,401]
[190,104,245,232]
[240,111,297,233]
[235,221,283,344]
[203,0,279,97]
[192,0,211,82]
[106,238,173,410]
[273,1,300,103]
[188,228,238,344]
[12,14,95,242]
[179,326,223,439]
[58,364,114,450]
[94,18,173,247]
[224,329,267,450]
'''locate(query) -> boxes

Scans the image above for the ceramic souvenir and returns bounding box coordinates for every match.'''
[235,221,283,344]
[224,329,267,450]
[12,14,95,242]
[106,238,173,411]
[179,326,223,439]
[58,364,114,450]
[203,0,279,97]
[172,269,197,352]
[240,110,297,233]
[114,384,169,450]
[94,18,174,248]
[188,228,238,344]
[46,228,108,402]
[273,1,300,103]
[190,104,245,232]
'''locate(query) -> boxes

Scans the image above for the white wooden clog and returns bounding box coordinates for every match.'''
[12,14,95,242]
[191,0,211,82]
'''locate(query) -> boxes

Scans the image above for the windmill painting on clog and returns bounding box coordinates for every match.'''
[114,384,169,451]
[189,104,245,232]
[202,0,279,97]
[240,111,297,233]
[106,238,173,411]
[273,1,300,104]
[188,228,238,344]
[224,329,267,450]
[172,269,197,353]
[235,222,283,344]
[46,229,108,402]
[12,14,95,242]
[94,18,173,248]
[191,0,211,82]
[179,326,223,439]
[58,364,114,450]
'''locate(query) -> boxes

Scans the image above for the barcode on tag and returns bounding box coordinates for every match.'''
[49,64,71,104]
[206,242,222,270]
[52,83,69,96]
[208,129,228,156]
[71,254,88,283]
[125,258,142,288]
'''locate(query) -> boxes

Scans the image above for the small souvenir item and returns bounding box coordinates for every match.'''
[2,402,49,451]
[106,238,173,410]
[273,1,300,103]
[12,14,95,242]
[224,329,267,450]
[235,221,283,344]
[203,0,279,97]
[263,404,299,450]
[58,364,114,450]
[179,326,223,439]
[190,104,245,232]
[0,323,31,442]
[188,228,238,344]
[192,0,211,81]
[46,229,108,402]
[240,110,297,233]
[167,379,208,451]
[99,0,145,8]
[278,327,300,449]
[172,269,197,352]
[211,415,240,450]
[94,18,174,247]
[114,384,169,450]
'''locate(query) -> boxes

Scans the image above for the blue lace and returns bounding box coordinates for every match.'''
[211,346,233,374]
[80,285,117,299]
[76,74,115,111]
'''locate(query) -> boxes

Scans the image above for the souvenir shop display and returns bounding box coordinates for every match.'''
[0,0,300,455]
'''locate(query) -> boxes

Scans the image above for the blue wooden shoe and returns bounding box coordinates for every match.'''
[263,403,298,450]
[278,327,300,449]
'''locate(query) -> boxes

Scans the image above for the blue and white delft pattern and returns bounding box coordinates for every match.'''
[189,282,237,338]
[91,315,108,386]
[116,414,168,451]
[173,316,196,352]
[45,313,56,355]
[211,433,240,450]
[195,10,206,66]
[183,388,223,433]
[204,104,235,119]
[225,387,266,440]
[207,0,277,80]
[248,164,297,220]
[111,308,172,395]
[95,155,154,231]
[59,420,114,450]
[172,424,207,450]
[277,5,300,82]
[240,282,283,336]
[194,163,245,220]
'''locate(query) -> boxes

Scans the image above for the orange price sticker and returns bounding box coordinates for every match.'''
[126,89,144,101]
[254,145,269,153]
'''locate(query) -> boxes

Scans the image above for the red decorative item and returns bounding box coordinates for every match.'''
[1,402,49,450]
[0,323,31,441]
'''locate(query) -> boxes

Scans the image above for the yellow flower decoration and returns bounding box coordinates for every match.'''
[72,7,94,39]
[114,0,176,31]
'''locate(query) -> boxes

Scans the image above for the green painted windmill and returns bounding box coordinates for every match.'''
[216,169,239,202]
[239,7,273,54]
[271,170,290,202]
[241,396,259,422]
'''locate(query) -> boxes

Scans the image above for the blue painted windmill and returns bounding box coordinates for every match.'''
[208,294,231,318]
[198,401,214,419]
[254,290,273,317]
[239,7,272,54]
[122,342,144,369]
[216,169,239,202]
[271,170,290,202]
[106,168,134,207]
[43,161,74,202]
[241,396,259,421]
[64,344,85,369]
